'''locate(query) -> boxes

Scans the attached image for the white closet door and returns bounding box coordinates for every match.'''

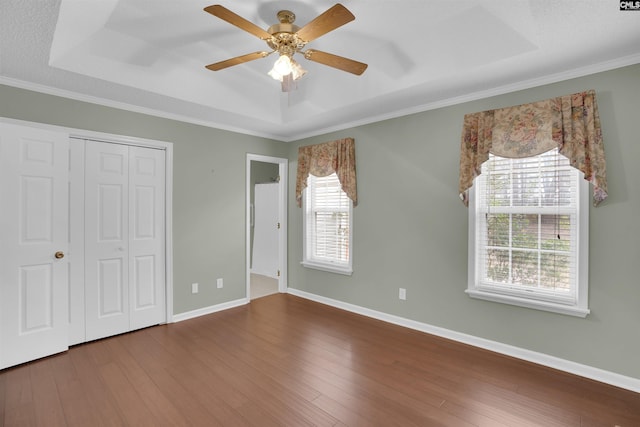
[84,141,130,341]
[68,138,86,345]
[129,146,166,330]
[252,182,279,278]
[0,123,69,369]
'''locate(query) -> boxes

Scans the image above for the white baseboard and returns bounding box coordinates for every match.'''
[287,288,640,394]
[171,298,248,323]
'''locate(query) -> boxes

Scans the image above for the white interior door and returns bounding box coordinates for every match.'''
[252,182,279,278]
[0,123,69,369]
[129,146,166,330]
[84,141,130,341]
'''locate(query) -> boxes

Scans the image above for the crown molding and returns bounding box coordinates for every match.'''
[3,52,639,143]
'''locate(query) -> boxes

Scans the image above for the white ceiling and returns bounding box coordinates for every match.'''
[1,0,640,141]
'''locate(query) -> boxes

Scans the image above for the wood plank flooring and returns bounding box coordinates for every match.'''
[1,294,639,426]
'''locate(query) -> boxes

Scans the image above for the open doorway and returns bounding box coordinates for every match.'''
[246,154,288,300]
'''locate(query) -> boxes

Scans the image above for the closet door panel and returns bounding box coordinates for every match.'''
[84,141,129,341]
[68,138,85,345]
[134,255,156,307]
[98,258,125,315]
[0,123,69,369]
[129,146,166,330]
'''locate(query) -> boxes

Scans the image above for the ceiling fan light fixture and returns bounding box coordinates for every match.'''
[268,55,292,80]
[268,55,307,82]
[290,59,307,80]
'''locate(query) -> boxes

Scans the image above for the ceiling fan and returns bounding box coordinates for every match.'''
[203,3,368,91]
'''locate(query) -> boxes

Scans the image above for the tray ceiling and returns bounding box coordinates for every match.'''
[1,0,639,141]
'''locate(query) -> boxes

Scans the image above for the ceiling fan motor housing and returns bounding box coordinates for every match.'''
[267,10,305,57]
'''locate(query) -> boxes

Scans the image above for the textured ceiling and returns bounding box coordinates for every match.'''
[1,0,640,141]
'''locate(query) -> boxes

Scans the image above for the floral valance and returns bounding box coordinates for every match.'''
[459,89,607,207]
[296,137,357,207]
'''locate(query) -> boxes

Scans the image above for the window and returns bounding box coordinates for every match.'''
[302,173,353,275]
[467,148,589,317]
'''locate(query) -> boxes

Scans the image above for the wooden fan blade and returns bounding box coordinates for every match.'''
[304,49,367,75]
[205,51,270,71]
[296,4,355,43]
[204,5,272,40]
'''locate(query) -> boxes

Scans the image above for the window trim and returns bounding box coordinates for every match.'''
[466,155,590,318]
[302,174,353,276]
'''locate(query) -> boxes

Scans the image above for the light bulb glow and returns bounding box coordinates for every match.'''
[268,55,292,81]
[274,55,293,74]
[268,55,307,83]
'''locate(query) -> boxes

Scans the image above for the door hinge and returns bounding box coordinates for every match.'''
[277,222,281,229]
[277,270,281,277]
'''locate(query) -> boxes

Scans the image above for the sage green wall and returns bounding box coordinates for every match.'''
[0,84,286,315]
[287,64,640,380]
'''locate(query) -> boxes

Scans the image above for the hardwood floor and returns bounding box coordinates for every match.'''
[1,294,639,426]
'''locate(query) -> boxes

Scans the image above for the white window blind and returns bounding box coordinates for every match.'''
[468,148,589,316]
[303,173,352,274]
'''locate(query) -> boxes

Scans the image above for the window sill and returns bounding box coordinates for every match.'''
[465,289,590,318]
[301,261,353,276]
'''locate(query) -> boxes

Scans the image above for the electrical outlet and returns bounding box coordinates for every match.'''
[191,283,198,294]
[217,278,223,289]
[399,288,406,300]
